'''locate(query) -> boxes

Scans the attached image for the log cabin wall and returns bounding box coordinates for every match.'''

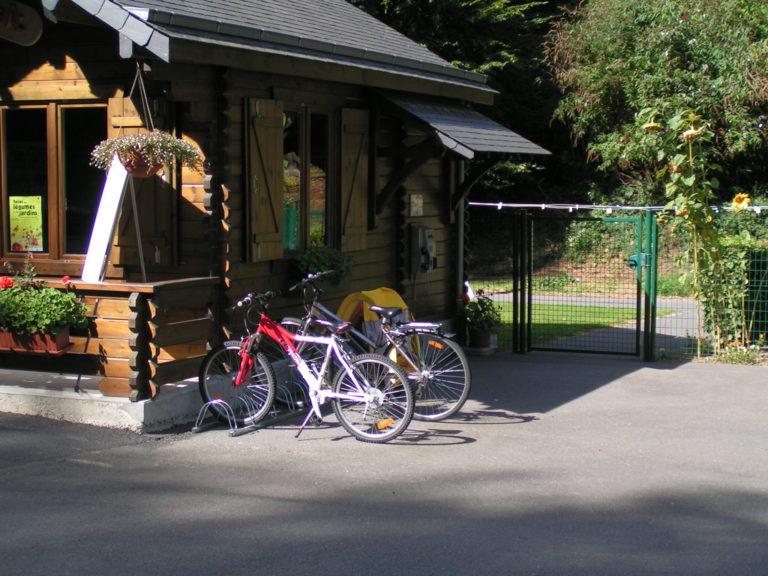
[0,7,465,400]
[194,68,459,326]
[0,20,218,399]
[374,111,458,321]
[199,69,411,325]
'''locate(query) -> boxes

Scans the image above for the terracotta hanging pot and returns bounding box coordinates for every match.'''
[118,151,163,179]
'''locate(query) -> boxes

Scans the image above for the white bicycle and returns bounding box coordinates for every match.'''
[199,290,415,443]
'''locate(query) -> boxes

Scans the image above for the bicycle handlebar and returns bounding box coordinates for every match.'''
[288,270,335,293]
[234,290,279,310]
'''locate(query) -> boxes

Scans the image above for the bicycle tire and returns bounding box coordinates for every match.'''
[386,333,471,421]
[198,341,276,427]
[331,353,414,443]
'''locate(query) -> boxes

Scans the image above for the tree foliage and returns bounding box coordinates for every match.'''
[350,1,573,201]
[350,0,548,75]
[545,0,768,199]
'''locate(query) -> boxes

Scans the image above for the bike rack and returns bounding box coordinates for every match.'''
[193,393,309,437]
[275,380,309,411]
[193,393,270,436]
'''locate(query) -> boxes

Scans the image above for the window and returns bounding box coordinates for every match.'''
[282,108,330,251]
[1,104,106,266]
[248,99,368,262]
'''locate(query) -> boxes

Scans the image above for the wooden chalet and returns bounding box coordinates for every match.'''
[0,0,548,402]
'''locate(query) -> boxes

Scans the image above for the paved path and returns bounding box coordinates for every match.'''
[1,352,766,575]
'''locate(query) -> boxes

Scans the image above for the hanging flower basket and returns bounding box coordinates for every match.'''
[90,130,201,176]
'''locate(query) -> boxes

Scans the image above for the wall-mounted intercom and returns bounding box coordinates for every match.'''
[411,224,437,274]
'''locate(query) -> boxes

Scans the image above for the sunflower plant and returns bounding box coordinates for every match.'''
[642,106,762,356]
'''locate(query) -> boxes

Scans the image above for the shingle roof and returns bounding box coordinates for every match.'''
[86,0,489,92]
[48,0,548,156]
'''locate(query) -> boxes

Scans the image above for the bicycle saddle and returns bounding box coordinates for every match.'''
[369,305,402,320]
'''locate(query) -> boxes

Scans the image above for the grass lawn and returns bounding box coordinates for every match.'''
[496,302,674,347]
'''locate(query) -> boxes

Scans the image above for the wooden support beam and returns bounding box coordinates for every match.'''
[451,158,498,212]
[376,139,441,214]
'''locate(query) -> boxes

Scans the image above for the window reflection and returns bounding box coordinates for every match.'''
[282,111,301,251]
[282,110,329,250]
[309,113,328,247]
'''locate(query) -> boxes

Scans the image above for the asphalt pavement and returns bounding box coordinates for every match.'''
[1,351,767,576]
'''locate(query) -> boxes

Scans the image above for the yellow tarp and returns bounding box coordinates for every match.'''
[336,288,412,345]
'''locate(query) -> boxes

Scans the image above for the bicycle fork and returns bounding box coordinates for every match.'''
[293,355,326,438]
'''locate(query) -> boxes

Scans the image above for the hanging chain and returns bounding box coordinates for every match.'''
[127,61,155,132]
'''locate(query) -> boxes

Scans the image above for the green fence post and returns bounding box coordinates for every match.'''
[643,210,658,361]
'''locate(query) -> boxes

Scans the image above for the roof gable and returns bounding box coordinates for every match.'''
[109,0,487,89]
[121,0,448,67]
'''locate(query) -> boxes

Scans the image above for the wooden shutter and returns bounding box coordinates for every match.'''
[340,108,369,252]
[248,99,284,261]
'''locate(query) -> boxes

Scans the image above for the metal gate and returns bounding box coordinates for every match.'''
[467,205,657,359]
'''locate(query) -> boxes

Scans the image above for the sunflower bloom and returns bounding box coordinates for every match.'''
[683,128,703,143]
[732,193,751,211]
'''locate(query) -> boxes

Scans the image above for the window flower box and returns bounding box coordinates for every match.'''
[0,258,89,355]
[0,327,72,355]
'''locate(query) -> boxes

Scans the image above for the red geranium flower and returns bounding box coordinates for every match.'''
[61,275,71,284]
[0,276,14,289]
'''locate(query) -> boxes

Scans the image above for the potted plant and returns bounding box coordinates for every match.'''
[0,259,89,354]
[463,290,502,348]
[293,246,353,285]
[90,130,201,178]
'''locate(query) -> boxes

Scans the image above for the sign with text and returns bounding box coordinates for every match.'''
[9,195,43,252]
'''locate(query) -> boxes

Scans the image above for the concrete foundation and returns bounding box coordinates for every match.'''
[0,369,202,433]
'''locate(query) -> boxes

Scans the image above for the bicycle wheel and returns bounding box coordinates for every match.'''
[386,333,471,421]
[198,341,276,427]
[331,353,414,443]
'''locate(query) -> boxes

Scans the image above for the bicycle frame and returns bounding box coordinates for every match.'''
[254,312,373,432]
[308,300,441,377]
[288,271,450,381]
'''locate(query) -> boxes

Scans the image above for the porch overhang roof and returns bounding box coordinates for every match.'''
[386,96,550,160]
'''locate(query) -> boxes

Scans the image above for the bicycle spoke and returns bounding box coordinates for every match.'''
[331,354,414,443]
[393,334,471,421]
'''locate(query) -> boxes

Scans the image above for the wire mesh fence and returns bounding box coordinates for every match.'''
[466,203,768,361]
[527,215,642,354]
